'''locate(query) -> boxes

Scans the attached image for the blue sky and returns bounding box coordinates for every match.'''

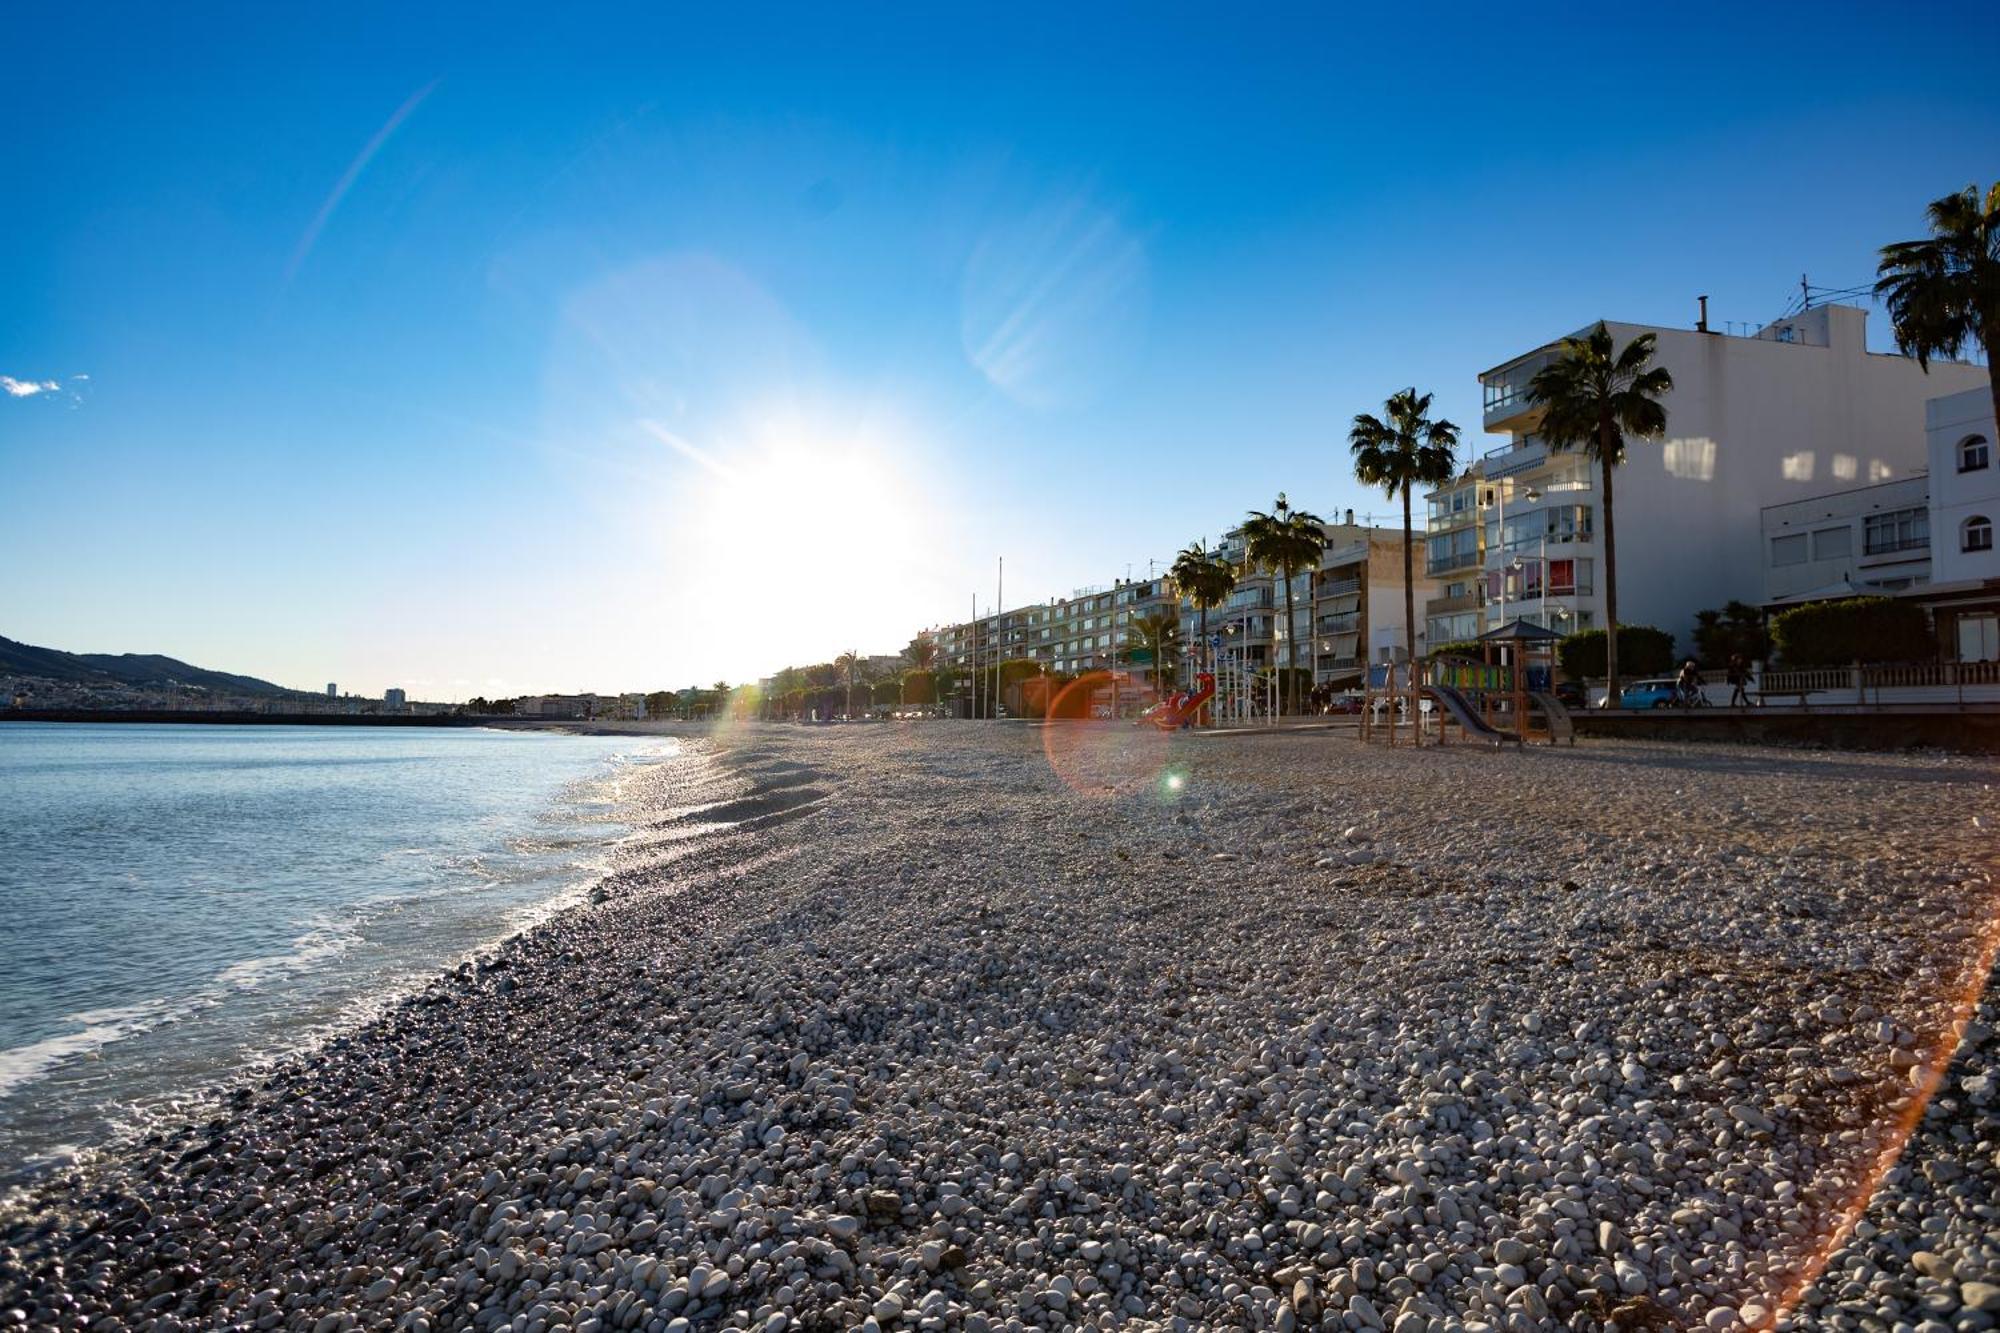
[4,3,1996,698]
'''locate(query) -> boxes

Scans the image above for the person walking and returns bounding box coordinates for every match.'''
[1726,653,1752,709]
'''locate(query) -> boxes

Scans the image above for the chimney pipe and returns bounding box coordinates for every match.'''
[1697,295,1710,333]
[1345,508,1355,525]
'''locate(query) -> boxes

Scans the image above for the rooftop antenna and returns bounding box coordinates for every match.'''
[1801,273,1811,310]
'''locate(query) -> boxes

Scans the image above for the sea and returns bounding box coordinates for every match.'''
[0,722,665,1183]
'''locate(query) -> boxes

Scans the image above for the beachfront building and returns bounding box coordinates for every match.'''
[1179,515,1432,690]
[1761,475,1934,606]
[1437,301,1987,652]
[1756,384,2000,667]
[1925,388,2000,666]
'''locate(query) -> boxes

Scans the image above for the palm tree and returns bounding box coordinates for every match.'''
[1168,540,1237,685]
[1350,389,1461,692]
[1525,327,1673,708]
[1876,182,2000,435]
[1128,610,1182,696]
[833,651,860,717]
[1241,494,1328,715]
[903,634,939,672]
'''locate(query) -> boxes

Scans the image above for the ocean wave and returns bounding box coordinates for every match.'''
[214,921,358,990]
[0,1002,175,1099]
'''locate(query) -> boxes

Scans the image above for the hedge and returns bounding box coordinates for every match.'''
[900,670,937,705]
[1430,640,1483,660]
[1771,597,1933,666]
[1557,625,1675,679]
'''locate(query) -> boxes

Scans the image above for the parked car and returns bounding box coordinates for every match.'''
[1611,678,1681,709]
[1326,694,1364,714]
[1552,681,1586,709]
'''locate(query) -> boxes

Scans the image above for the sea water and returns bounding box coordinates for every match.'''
[0,722,663,1180]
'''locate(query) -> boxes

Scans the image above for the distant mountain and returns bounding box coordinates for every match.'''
[0,635,305,698]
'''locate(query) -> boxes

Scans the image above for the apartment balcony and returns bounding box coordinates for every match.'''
[1315,612,1361,635]
[1481,437,1550,481]
[1426,553,1483,578]
[1315,575,1362,596]
[1480,349,1555,431]
[1425,590,1483,615]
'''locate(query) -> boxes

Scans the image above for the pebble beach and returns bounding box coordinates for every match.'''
[2,722,1997,1333]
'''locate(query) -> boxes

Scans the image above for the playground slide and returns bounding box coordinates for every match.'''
[1141,674,1216,730]
[1529,692,1575,745]
[1422,684,1514,745]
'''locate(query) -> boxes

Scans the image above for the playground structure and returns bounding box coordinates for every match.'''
[1139,672,1216,730]
[1360,619,1575,747]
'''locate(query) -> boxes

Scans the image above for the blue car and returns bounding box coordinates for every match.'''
[1616,677,1681,708]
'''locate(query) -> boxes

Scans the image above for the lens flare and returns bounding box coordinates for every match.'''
[1039,672,1171,797]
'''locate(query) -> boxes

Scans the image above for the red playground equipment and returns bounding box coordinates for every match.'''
[1139,672,1215,730]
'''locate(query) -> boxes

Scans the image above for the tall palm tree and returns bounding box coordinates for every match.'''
[1350,389,1461,691]
[903,634,939,671]
[1241,494,1328,715]
[1128,610,1182,696]
[1525,326,1673,708]
[1876,182,2000,434]
[833,651,860,717]
[1168,540,1238,685]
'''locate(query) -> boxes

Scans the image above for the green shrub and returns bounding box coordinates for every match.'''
[1429,640,1483,660]
[871,678,901,706]
[1558,625,1675,679]
[900,670,937,705]
[1771,597,1933,666]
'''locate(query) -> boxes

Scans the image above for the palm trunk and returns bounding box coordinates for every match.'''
[1403,488,1419,746]
[1599,429,1620,708]
[1197,603,1209,726]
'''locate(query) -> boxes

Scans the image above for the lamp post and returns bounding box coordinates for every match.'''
[1522,485,1545,629]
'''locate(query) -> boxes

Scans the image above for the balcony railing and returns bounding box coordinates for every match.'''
[1317,576,1361,596]
[1315,613,1360,634]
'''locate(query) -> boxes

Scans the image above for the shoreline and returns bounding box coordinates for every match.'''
[0,727,672,1195]
[3,726,1996,1331]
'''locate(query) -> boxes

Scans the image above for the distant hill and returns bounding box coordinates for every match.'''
[0,635,305,698]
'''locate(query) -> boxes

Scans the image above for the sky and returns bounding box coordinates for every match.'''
[4,3,1997,699]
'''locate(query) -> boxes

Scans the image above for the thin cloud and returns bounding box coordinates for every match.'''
[2,376,61,398]
[284,79,440,288]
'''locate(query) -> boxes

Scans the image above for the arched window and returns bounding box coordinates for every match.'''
[1965,515,1994,553]
[1961,434,1991,473]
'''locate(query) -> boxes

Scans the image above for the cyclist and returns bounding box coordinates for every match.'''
[1675,659,1704,707]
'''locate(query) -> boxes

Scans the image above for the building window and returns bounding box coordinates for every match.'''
[1960,435,1990,473]
[1965,515,1994,553]
[1959,613,2000,664]
[1811,526,1851,560]
[1770,533,1809,567]
[1863,507,1929,556]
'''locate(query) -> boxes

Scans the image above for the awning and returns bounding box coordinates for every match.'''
[1477,618,1564,642]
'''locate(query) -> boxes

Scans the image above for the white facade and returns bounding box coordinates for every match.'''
[1761,476,1931,604]
[1927,387,2000,586]
[1463,303,1987,652]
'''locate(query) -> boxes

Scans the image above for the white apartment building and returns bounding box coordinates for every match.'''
[1924,387,2000,664]
[1758,385,2000,664]
[1444,302,1987,653]
[1762,475,1932,604]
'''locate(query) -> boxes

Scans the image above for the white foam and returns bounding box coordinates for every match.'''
[213,921,356,990]
[0,1002,170,1098]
